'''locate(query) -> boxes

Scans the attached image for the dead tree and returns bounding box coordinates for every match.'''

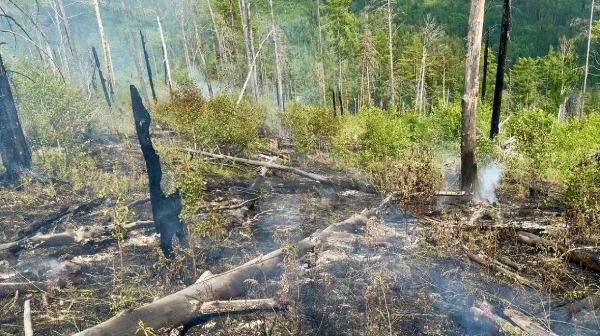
[0,53,31,183]
[189,0,214,97]
[481,28,490,100]
[157,16,173,92]
[55,0,86,92]
[580,0,595,123]
[130,85,186,257]
[317,0,326,105]
[461,0,485,192]
[92,0,115,96]
[239,0,259,102]
[118,0,149,104]
[386,0,396,108]
[206,0,227,69]
[332,89,337,116]
[269,0,285,112]
[490,0,511,139]
[140,31,157,102]
[91,47,111,108]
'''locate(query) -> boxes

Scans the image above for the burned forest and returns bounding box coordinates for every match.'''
[1,0,600,335]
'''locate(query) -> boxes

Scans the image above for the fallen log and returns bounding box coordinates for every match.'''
[180,148,377,193]
[516,231,600,273]
[503,308,557,336]
[465,249,543,290]
[0,220,154,260]
[470,300,518,334]
[563,292,600,315]
[23,299,33,336]
[200,298,281,314]
[73,196,394,336]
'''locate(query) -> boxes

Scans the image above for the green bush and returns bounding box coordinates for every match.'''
[281,103,338,153]
[12,60,96,158]
[155,81,266,154]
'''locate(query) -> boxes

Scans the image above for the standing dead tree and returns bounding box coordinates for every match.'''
[580,0,595,123]
[55,0,86,92]
[91,47,111,108]
[118,0,149,104]
[140,31,157,102]
[461,0,485,191]
[92,0,115,96]
[239,0,259,102]
[0,53,31,183]
[130,85,187,257]
[269,0,285,112]
[386,0,396,108]
[481,28,490,100]
[189,0,214,97]
[490,0,511,139]
[157,16,173,93]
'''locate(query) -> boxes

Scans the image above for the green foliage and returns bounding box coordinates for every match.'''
[506,109,600,183]
[155,81,266,154]
[282,104,339,153]
[12,60,96,160]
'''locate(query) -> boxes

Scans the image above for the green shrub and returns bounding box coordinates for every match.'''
[281,103,338,152]
[12,60,97,159]
[155,81,266,154]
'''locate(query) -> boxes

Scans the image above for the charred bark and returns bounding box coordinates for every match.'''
[130,85,186,257]
[481,28,489,100]
[140,31,157,102]
[91,47,111,108]
[490,0,511,139]
[332,89,337,117]
[0,53,31,183]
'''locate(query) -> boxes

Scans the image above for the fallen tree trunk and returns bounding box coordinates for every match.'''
[465,249,543,290]
[23,299,33,336]
[0,220,154,260]
[73,196,394,335]
[503,308,558,336]
[517,231,600,273]
[200,298,281,314]
[470,300,516,334]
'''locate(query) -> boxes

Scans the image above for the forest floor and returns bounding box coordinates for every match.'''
[0,130,599,336]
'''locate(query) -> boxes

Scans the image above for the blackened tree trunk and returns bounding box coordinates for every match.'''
[332,90,337,117]
[461,0,485,192]
[490,0,511,139]
[482,29,490,100]
[130,85,187,257]
[338,90,344,115]
[140,31,157,102]
[91,47,111,108]
[0,54,31,183]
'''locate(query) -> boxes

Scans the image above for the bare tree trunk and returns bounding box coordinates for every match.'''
[386,0,396,108]
[481,28,489,100]
[239,0,259,101]
[332,89,337,116]
[131,86,186,257]
[461,0,485,192]
[140,31,157,102]
[0,53,31,183]
[91,47,111,108]
[416,45,427,113]
[51,8,70,78]
[118,0,149,104]
[190,0,214,97]
[206,0,227,68]
[269,0,285,112]
[317,0,326,106]
[180,12,193,76]
[157,16,173,93]
[490,0,511,139]
[92,0,115,95]
[55,0,86,92]
[580,0,595,123]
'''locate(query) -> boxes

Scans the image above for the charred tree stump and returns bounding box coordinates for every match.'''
[140,31,157,103]
[0,53,31,183]
[130,85,186,257]
[91,47,111,108]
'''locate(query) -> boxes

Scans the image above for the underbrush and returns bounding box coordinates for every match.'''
[281,103,339,152]
[154,80,266,154]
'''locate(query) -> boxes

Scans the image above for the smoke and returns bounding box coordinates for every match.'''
[476,161,503,203]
